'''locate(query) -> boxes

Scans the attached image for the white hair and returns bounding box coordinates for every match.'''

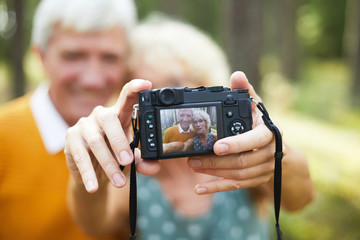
[129,14,230,87]
[32,0,137,50]
[192,110,211,131]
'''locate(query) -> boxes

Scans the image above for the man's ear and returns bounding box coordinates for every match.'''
[31,45,46,65]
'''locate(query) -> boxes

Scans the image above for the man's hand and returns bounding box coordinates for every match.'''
[65,79,160,193]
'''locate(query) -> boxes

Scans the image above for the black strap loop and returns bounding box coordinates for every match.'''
[251,97,283,240]
[120,109,140,240]
[128,116,139,240]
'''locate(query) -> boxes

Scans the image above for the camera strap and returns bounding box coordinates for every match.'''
[120,104,140,240]
[124,101,283,240]
[251,97,283,240]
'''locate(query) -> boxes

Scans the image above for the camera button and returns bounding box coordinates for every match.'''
[226,111,233,118]
[148,124,154,129]
[141,95,150,102]
[225,94,236,105]
[149,133,155,138]
[230,121,245,135]
[149,142,156,148]
[209,86,224,92]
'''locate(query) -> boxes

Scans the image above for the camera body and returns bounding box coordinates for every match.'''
[138,86,253,160]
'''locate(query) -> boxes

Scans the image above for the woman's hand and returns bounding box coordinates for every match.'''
[188,71,277,193]
[64,79,160,193]
[187,71,314,210]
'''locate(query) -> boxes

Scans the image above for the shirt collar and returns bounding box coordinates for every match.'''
[30,85,69,154]
[178,124,191,133]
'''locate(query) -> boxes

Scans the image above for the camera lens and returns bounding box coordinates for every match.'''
[159,88,175,105]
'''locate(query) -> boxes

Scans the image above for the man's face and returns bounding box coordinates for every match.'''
[36,25,128,126]
[178,109,193,131]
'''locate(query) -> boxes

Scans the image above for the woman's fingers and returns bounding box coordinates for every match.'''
[230,71,262,102]
[193,161,274,180]
[213,124,273,156]
[194,175,273,195]
[188,142,276,170]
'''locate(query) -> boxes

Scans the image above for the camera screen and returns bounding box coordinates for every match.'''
[159,105,219,157]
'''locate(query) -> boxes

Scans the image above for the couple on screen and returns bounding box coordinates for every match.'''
[162,108,217,153]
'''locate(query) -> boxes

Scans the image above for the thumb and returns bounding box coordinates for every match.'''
[230,71,262,102]
[113,79,152,127]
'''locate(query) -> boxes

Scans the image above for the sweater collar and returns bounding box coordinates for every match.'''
[178,124,191,133]
[30,84,69,155]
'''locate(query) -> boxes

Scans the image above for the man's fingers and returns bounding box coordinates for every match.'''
[114,79,152,126]
[79,117,127,189]
[213,124,273,155]
[93,106,133,166]
[65,128,99,193]
[134,149,161,175]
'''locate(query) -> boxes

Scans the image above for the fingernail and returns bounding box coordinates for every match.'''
[119,151,133,165]
[112,173,125,187]
[195,185,208,194]
[188,159,201,168]
[217,143,229,155]
[85,180,96,192]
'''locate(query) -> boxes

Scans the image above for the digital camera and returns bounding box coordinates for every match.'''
[138,86,253,160]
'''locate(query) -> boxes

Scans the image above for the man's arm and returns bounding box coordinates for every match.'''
[67,177,129,236]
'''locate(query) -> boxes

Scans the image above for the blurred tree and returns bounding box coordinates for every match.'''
[222,0,263,91]
[275,0,300,81]
[303,0,347,59]
[343,0,360,106]
[1,0,39,100]
[10,0,26,98]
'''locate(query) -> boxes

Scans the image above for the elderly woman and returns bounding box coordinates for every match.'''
[65,15,314,240]
[192,110,218,151]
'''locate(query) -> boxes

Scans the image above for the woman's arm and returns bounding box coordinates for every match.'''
[277,144,314,211]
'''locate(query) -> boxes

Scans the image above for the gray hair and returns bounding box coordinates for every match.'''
[32,0,137,50]
[129,14,230,87]
[192,110,211,131]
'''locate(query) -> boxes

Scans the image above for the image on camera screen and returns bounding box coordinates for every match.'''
[160,106,218,156]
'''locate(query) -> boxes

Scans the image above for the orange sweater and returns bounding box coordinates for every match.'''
[163,125,196,143]
[0,94,117,240]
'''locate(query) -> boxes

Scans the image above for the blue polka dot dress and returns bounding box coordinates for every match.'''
[136,174,270,240]
[193,133,215,151]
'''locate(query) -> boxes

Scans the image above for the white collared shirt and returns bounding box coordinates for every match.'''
[30,84,69,154]
[178,124,191,133]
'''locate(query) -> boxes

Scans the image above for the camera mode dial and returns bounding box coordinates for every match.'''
[229,120,245,135]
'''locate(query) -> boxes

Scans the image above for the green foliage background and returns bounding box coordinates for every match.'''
[1,0,360,239]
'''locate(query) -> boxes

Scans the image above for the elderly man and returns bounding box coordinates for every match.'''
[0,0,136,239]
[163,108,196,144]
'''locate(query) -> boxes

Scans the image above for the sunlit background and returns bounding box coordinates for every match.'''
[1,0,359,239]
